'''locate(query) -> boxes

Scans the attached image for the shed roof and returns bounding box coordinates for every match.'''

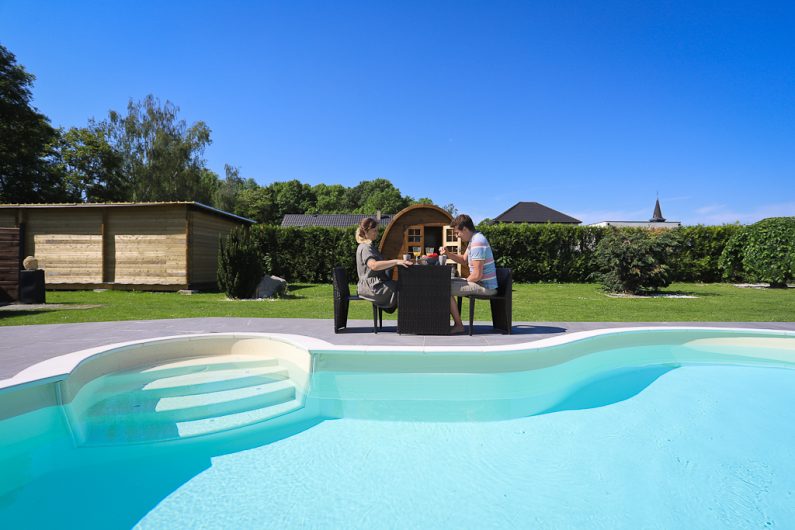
[281,213,393,228]
[0,202,255,224]
[493,202,581,224]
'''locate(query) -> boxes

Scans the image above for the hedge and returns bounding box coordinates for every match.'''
[478,224,604,282]
[666,224,743,282]
[242,223,771,284]
[721,217,795,287]
[252,225,361,283]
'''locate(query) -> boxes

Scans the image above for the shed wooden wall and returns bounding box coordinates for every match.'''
[189,210,240,286]
[107,206,187,285]
[27,209,104,284]
[0,205,249,290]
[0,227,20,302]
[0,210,17,228]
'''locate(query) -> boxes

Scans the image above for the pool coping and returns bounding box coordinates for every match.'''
[2,324,794,394]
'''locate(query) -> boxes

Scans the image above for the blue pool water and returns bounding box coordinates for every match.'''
[2,334,795,528]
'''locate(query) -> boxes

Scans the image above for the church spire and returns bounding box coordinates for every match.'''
[650,197,666,222]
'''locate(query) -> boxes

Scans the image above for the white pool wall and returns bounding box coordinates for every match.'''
[1,327,794,424]
[0,333,322,422]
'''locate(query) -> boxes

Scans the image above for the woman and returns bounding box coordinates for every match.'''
[355,217,412,312]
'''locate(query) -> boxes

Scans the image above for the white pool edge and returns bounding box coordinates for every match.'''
[2,326,794,393]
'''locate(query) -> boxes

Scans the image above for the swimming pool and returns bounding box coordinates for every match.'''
[1,328,794,528]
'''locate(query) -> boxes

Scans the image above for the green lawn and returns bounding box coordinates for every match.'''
[1,283,793,326]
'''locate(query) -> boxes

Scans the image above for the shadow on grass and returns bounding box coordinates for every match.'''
[604,289,719,298]
[286,284,315,293]
[662,289,719,297]
[276,293,306,300]
[0,310,52,319]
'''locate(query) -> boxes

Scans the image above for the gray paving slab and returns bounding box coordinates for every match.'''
[1,318,793,379]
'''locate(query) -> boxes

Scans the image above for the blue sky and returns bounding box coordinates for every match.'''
[2,0,793,225]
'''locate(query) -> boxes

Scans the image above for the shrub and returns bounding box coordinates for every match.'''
[593,228,678,294]
[738,217,795,288]
[217,227,263,299]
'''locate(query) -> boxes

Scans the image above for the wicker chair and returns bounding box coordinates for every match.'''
[332,267,385,334]
[456,267,513,336]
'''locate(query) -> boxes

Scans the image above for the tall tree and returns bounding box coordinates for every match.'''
[442,202,458,216]
[268,179,316,219]
[309,183,352,213]
[236,186,276,224]
[53,124,127,202]
[0,44,67,203]
[350,178,411,214]
[104,95,213,202]
[212,164,244,213]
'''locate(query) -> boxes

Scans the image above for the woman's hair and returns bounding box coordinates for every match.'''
[355,217,379,244]
[450,214,476,233]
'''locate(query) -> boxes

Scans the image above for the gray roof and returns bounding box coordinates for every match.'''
[281,213,393,228]
[493,202,581,224]
[0,201,255,224]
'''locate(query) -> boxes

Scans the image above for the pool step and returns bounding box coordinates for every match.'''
[176,399,304,438]
[142,366,290,396]
[88,354,283,394]
[141,354,280,374]
[71,355,305,446]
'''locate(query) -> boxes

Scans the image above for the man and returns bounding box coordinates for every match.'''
[440,214,498,334]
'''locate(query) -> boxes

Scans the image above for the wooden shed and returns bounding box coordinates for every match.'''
[0,203,255,291]
[0,227,21,302]
[378,204,466,276]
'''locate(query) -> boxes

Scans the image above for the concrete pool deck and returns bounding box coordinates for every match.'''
[1,318,794,380]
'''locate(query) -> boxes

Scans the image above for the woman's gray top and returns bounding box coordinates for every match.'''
[356,242,397,307]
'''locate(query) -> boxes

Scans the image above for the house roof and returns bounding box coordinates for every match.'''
[0,202,256,224]
[493,202,581,224]
[281,213,393,228]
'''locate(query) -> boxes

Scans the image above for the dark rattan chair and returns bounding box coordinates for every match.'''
[456,267,513,336]
[332,266,384,334]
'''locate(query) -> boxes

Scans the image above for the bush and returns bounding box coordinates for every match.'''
[738,217,795,287]
[593,228,678,294]
[217,227,263,298]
